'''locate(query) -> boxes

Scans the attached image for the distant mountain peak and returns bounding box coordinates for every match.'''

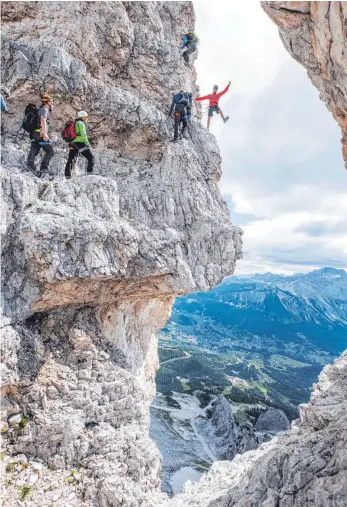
[309,267,347,279]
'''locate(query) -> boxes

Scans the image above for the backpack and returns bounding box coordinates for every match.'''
[186,32,198,43]
[22,104,39,133]
[61,120,77,143]
[179,91,192,107]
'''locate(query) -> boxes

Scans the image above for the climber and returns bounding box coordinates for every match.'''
[27,93,54,179]
[168,90,189,143]
[1,86,9,113]
[64,110,94,179]
[195,81,231,130]
[180,31,198,64]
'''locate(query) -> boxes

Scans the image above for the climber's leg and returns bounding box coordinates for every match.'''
[174,112,181,141]
[65,145,78,179]
[180,116,188,139]
[218,107,229,124]
[81,148,94,174]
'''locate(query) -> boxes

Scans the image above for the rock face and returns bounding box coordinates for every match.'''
[0,2,242,506]
[150,393,260,495]
[262,1,347,168]
[196,397,259,461]
[162,352,347,507]
[254,408,290,432]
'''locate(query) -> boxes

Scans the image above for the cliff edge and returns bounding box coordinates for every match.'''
[262,1,347,168]
[0,2,242,506]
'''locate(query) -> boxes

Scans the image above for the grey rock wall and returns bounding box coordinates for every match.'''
[262,1,347,168]
[0,2,241,506]
[162,352,347,507]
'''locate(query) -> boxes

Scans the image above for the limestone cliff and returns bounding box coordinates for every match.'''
[0,2,242,506]
[163,3,347,506]
[163,352,347,506]
[262,1,347,168]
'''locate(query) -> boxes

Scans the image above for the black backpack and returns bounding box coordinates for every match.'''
[179,91,192,107]
[22,104,39,133]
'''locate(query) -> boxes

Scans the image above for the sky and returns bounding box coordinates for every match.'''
[193,1,347,275]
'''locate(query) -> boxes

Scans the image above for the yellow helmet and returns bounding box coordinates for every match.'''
[41,92,52,103]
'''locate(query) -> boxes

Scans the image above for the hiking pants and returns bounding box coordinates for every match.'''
[65,142,94,177]
[174,112,187,141]
[182,42,197,63]
[27,132,54,171]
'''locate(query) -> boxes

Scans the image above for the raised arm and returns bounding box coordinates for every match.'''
[217,81,231,98]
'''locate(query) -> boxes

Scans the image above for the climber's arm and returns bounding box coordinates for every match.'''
[217,82,231,98]
[195,94,210,102]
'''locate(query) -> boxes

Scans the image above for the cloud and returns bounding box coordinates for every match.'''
[295,218,347,237]
[194,1,347,274]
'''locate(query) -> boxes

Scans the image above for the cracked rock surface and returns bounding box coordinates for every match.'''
[162,352,347,507]
[262,1,347,168]
[1,2,241,506]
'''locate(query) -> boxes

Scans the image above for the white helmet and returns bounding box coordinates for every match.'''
[77,110,88,119]
[1,86,10,97]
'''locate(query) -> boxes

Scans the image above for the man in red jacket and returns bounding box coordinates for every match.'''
[195,81,231,130]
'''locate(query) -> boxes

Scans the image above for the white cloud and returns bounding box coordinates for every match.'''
[193,1,347,273]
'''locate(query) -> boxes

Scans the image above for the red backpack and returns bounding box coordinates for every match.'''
[61,120,76,143]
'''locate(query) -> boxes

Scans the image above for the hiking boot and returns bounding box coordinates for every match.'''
[223,116,229,124]
[65,175,72,180]
[41,171,54,181]
[86,171,93,175]
[27,164,41,178]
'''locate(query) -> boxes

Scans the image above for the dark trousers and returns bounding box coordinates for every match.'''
[182,42,197,63]
[174,112,187,141]
[27,132,54,171]
[65,142,94,177]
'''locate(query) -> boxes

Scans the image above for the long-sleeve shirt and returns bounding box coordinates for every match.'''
[74,119,90,146]
[195,83,230,107]
[1,94,8,113]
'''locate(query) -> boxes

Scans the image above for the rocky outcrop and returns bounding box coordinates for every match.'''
[196,397,259,461]
[262,1,347,168]
[254,408,290,432]
[0,2,242,506]
[162,351,347,507]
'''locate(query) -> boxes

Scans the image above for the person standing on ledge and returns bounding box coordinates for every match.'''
[195,81,231,130]
[27,93,54,179]
[64,110,94,179]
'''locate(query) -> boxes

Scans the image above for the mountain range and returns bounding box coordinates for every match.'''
[151,268,347,494]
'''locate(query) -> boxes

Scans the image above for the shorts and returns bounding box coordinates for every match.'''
[208,105,220,117]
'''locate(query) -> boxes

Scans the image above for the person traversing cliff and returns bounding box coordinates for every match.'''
[1,87,9,113]
[195,81,231,130]
[1,87,10,137]
[26,93,54,179]
[64,111,94,179]
[180,31,198,64]
[169,90,190,143]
